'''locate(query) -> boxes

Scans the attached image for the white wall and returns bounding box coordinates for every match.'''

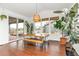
[0,19,9,45]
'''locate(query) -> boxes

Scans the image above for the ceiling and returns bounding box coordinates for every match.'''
[0,3,73,17]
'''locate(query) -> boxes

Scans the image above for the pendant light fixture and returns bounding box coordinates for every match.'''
[33,3,40,22]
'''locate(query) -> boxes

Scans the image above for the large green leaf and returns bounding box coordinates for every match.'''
[69,3,78,17]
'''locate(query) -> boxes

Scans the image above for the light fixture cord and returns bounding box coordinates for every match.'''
[36,3,38,14]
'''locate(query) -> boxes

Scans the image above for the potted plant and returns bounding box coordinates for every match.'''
[25,21,34,35]
[54,17,67,45]
[25,21,30,34]
[30,23,34,34]
[66,3,78,44]
[0,15,7,20]
[54,3,78,45]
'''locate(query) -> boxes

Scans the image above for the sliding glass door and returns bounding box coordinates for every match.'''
[9,16,17,41]
[18,19,24,38]
[9,16,24,41]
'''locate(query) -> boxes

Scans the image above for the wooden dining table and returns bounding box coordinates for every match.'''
[23,33,49,47]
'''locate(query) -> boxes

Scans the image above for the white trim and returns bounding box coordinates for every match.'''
[0,38,24,46]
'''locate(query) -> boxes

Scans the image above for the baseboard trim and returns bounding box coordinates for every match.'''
[0,39,23,46]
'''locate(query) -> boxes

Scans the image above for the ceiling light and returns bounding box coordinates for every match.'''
[33,3,41,22]
[53,10,63,13]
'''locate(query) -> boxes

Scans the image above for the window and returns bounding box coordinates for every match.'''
[34,21,49,35]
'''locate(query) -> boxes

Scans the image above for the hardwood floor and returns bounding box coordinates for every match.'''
[0,40,66,56]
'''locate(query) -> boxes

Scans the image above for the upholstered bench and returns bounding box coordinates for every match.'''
[24,38,44,43]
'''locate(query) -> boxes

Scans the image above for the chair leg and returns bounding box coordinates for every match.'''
[39,43,43,48]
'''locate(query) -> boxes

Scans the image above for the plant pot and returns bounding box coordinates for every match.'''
[60,37,67,45]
